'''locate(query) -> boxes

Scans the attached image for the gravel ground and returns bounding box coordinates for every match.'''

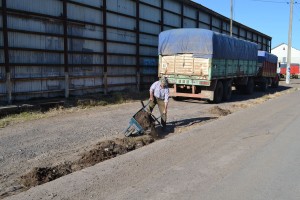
[0,80,298,198]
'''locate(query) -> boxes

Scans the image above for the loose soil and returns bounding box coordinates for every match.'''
[20,135,155,188]
[209,106,232,116]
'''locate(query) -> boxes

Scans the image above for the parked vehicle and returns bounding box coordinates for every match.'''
[158,28,258,103]
[279,63,300,79]
[254,51,279,91]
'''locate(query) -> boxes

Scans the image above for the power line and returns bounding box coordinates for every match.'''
[250,0,298,3]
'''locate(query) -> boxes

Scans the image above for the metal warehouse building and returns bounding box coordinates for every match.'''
[0,0,272,103]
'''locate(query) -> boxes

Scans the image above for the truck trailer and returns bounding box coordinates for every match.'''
[255,51,279,91]
[158,28,259,103]
[279,63,300,79]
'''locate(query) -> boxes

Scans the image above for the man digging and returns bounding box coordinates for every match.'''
[148,77,169,132]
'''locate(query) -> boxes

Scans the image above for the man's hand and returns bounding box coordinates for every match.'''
[149,92,154,101]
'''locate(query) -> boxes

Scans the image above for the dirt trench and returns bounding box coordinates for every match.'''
[20,110,156,189]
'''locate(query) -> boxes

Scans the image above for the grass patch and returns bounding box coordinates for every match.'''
[0,90,149,128]
[0,112,45,128]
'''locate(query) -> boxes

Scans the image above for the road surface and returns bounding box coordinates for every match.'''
[5,88,300,199]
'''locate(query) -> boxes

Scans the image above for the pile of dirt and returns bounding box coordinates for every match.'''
[134,110,152,130]
[20,135,155,188]
[209,106,231,116]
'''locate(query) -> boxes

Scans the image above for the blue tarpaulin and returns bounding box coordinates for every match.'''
[258,50,278,64]
[158,28,258,60]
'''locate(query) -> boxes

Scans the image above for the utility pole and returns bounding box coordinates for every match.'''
[286,0,294,84]
[230,0,233,36]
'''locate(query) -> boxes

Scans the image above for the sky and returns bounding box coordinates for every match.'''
[193,0,300,50]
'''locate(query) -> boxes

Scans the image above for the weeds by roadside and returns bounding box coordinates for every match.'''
[0,91,149,128]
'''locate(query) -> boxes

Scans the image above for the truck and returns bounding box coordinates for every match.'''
[255,51,279,91]
[279,63,300,79]
[158,28,259,103]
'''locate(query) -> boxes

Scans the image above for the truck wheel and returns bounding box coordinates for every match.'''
[244,78,254,94]
[222,80,232,101]
[213,81,223,103]
[271,76,279,88]
[260,81,268,92]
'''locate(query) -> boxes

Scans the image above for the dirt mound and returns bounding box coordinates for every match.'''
[134,110,152,130]
[209,106,231,116]
[20,135,155,188]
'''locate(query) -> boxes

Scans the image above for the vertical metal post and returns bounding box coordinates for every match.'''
[181,2,184,28]
[136,0,140,91]
[286,0,294,84]
[160,0,164,32]
[230,0,233,36]
[63,0,69,98]
[196,11,200,28]
[2,0,11,104]
[220,20,223,33]
[103,0,108,94]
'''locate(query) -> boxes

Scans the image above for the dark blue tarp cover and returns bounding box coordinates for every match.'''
[258,51,278,64]
[158,28,258,60]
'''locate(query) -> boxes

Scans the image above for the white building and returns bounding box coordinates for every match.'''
[271,43,300,64]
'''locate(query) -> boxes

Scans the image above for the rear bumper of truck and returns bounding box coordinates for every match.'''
[170,87,214,100]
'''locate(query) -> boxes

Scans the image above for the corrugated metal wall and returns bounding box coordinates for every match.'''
[0,0,272,103]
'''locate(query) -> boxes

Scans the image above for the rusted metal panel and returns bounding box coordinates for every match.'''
[140,21,160,35]
[68,4,102,24]
[107,13,135,30]
[9,32,64,50]
[106,28,136,43]
[71,0,102,7]
[7,16,63,34]
[164,0,181,13]
[140,4,160,22]
[164,12,180,27]
[7,0,62,16]
[107,0,136,17]
[9,50,64,64]
[68,24,103,40]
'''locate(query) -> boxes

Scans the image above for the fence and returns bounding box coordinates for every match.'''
[0,0,272,103]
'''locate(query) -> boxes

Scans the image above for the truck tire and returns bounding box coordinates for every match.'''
[213,81,224,103]
[222,80,232,101]
[260,80,268,92]
[271,76,279,88]
[244,78,254,94]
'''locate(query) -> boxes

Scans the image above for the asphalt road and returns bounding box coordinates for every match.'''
[5,89,300,200]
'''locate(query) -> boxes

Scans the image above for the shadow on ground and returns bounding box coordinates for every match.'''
[157,117,217,138]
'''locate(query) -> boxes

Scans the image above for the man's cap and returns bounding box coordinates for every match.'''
[160,77,168,87]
